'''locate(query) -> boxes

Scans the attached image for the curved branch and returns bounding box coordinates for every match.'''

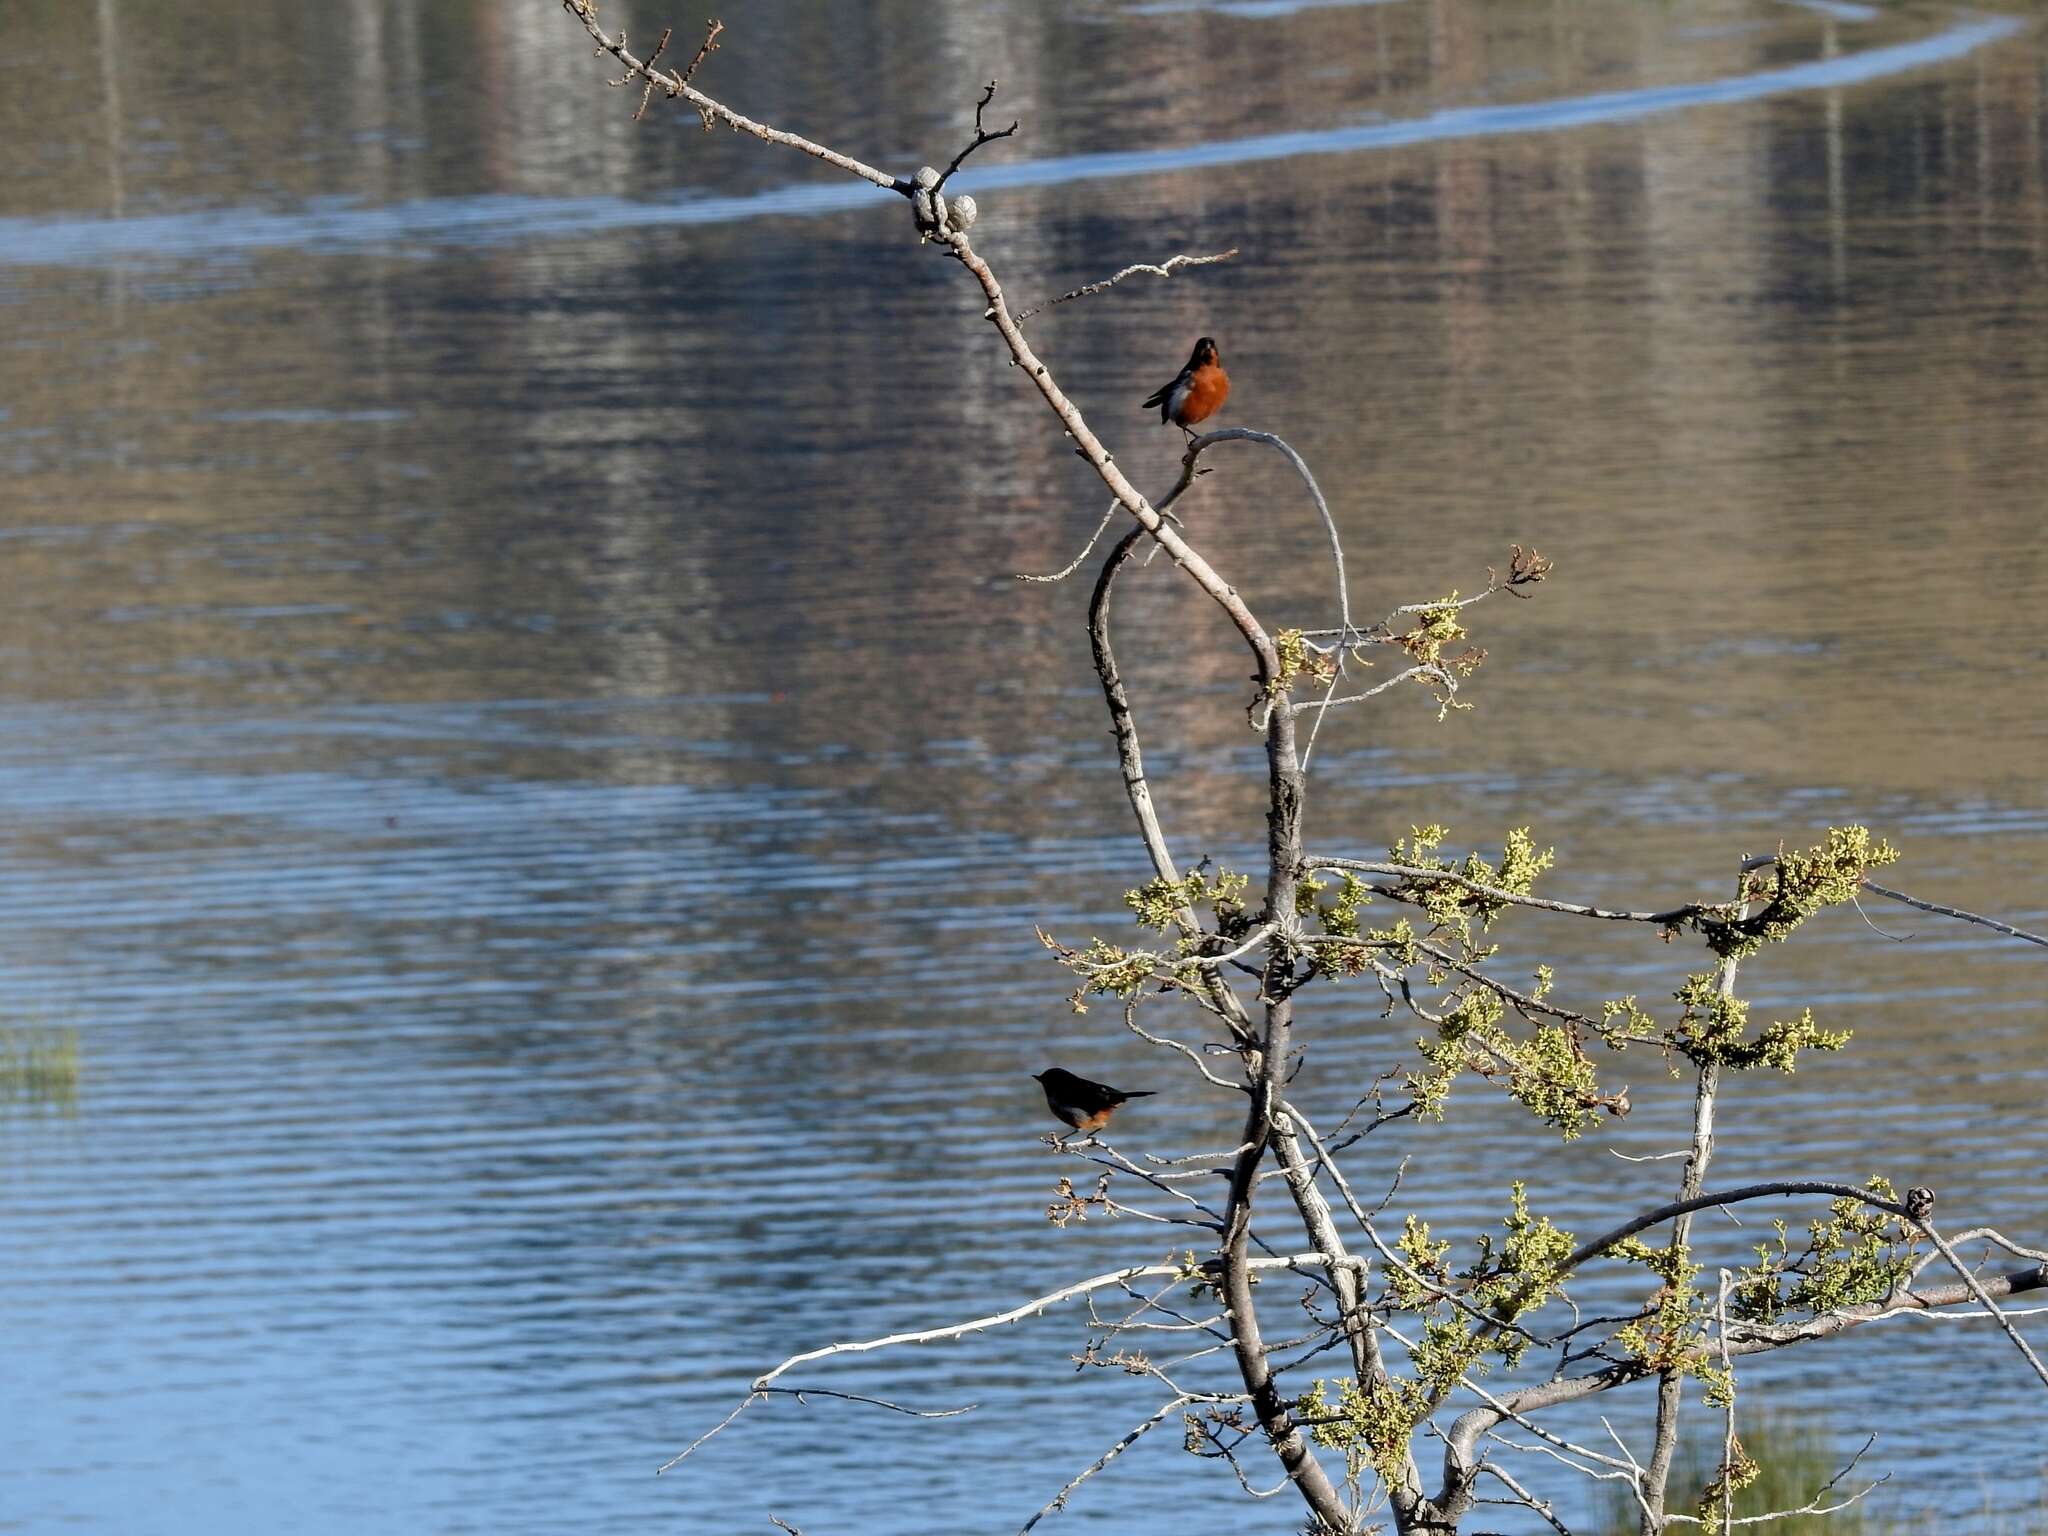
[1016,501,1120,583]
[1182,428,1353,636]
[1080,423,1389,1529]
[1562,1180,1904,1280]
[1084,526,1261,1051]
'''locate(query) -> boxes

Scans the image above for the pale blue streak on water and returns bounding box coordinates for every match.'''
[0,12,2017,272]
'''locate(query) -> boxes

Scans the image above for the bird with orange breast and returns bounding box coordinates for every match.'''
[1141,336,1230,440]
[1033,1067,1155,1145]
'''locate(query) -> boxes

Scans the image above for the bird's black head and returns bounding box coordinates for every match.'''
[1190,337,1220,367]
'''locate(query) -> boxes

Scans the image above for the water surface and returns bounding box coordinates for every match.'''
[2,1,2045,1532]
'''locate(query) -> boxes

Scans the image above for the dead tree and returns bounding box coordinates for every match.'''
[556,9,2048,1532]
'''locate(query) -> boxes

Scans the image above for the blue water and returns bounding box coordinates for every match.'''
[2,1,2046,1533]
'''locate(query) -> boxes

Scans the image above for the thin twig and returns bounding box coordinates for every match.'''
[1716,1270,1737,1536]
[682,17,723,85]
[632,26,673,120]
[936,80,1017,191]
[1184,427,1354,636]
[1477,1464,1573,1535]
[1123,1004,1246,1093]
[1862,880,2048,948]
[1291,666,1445,718]
[1019,1396,1190,1531]
[1663,1435,1887,1527]
[1914,1216,2048,1391]
[1017,250,1238,321]
[1016,501,1119,583]
[659,1391,758,1473]
[773,1386,974,1418]
[1285,1103,1543,1350]
[560,3,904,191]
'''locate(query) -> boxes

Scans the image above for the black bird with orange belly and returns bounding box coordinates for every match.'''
[1141,336,1230,439]
[1034,1068,1155,1141]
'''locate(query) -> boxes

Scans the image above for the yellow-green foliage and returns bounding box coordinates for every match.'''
[1733,1178,1919,1323]
[1407,985,1610,1140]
[1398,599,1468,666]
[1407,985,1502,1119]
[1300,871,1415,980]
[1300,871,1372,937]
[1269,627,1338,698]
[1698,1439,1763,1533]
[1672,973,1851,1071]
[1386,824,1553,953]
[1061,938,1160,1012]
[1298,1323,1485,1485]
[1303,1185,1582,1475]
[1297,1375,1418,1487]
[1607,1236,1715,1378]
[1466,1183,1577,1363]
[1600,995,1657,1045]
[1392,1213,1454,1307]
[1698,827,1900,959]
[1507,1025,1603,1138]
[1393,599,1489,715]
[1125,866,1251,936]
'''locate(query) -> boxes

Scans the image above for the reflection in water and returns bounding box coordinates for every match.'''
[0,1026,80,1112]
[0,9,2023,267]
[1,1,2046,1533]
[1593,1410,2004,1534]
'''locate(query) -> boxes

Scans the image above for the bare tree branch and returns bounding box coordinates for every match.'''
[1016,249,1239,321]
[1912,1215,2048,1391]
[1303,856,1738,929]
[769,1386,974,1419]
[630,26,673,122]
[681,17,723,87]
[561,3,907,191]
[936,79,1018,192]
[1015,501,1120,583]
[1476,1464,1573,1535]
[1861,880,2048,948]
[1715,1270,1738,1536]
[1019,1395,1192,1532]
[1642,874,1745,1534]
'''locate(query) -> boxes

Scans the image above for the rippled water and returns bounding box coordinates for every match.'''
[3,1,2045,1532]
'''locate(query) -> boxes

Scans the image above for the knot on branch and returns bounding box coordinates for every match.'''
[910,165,979,240]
